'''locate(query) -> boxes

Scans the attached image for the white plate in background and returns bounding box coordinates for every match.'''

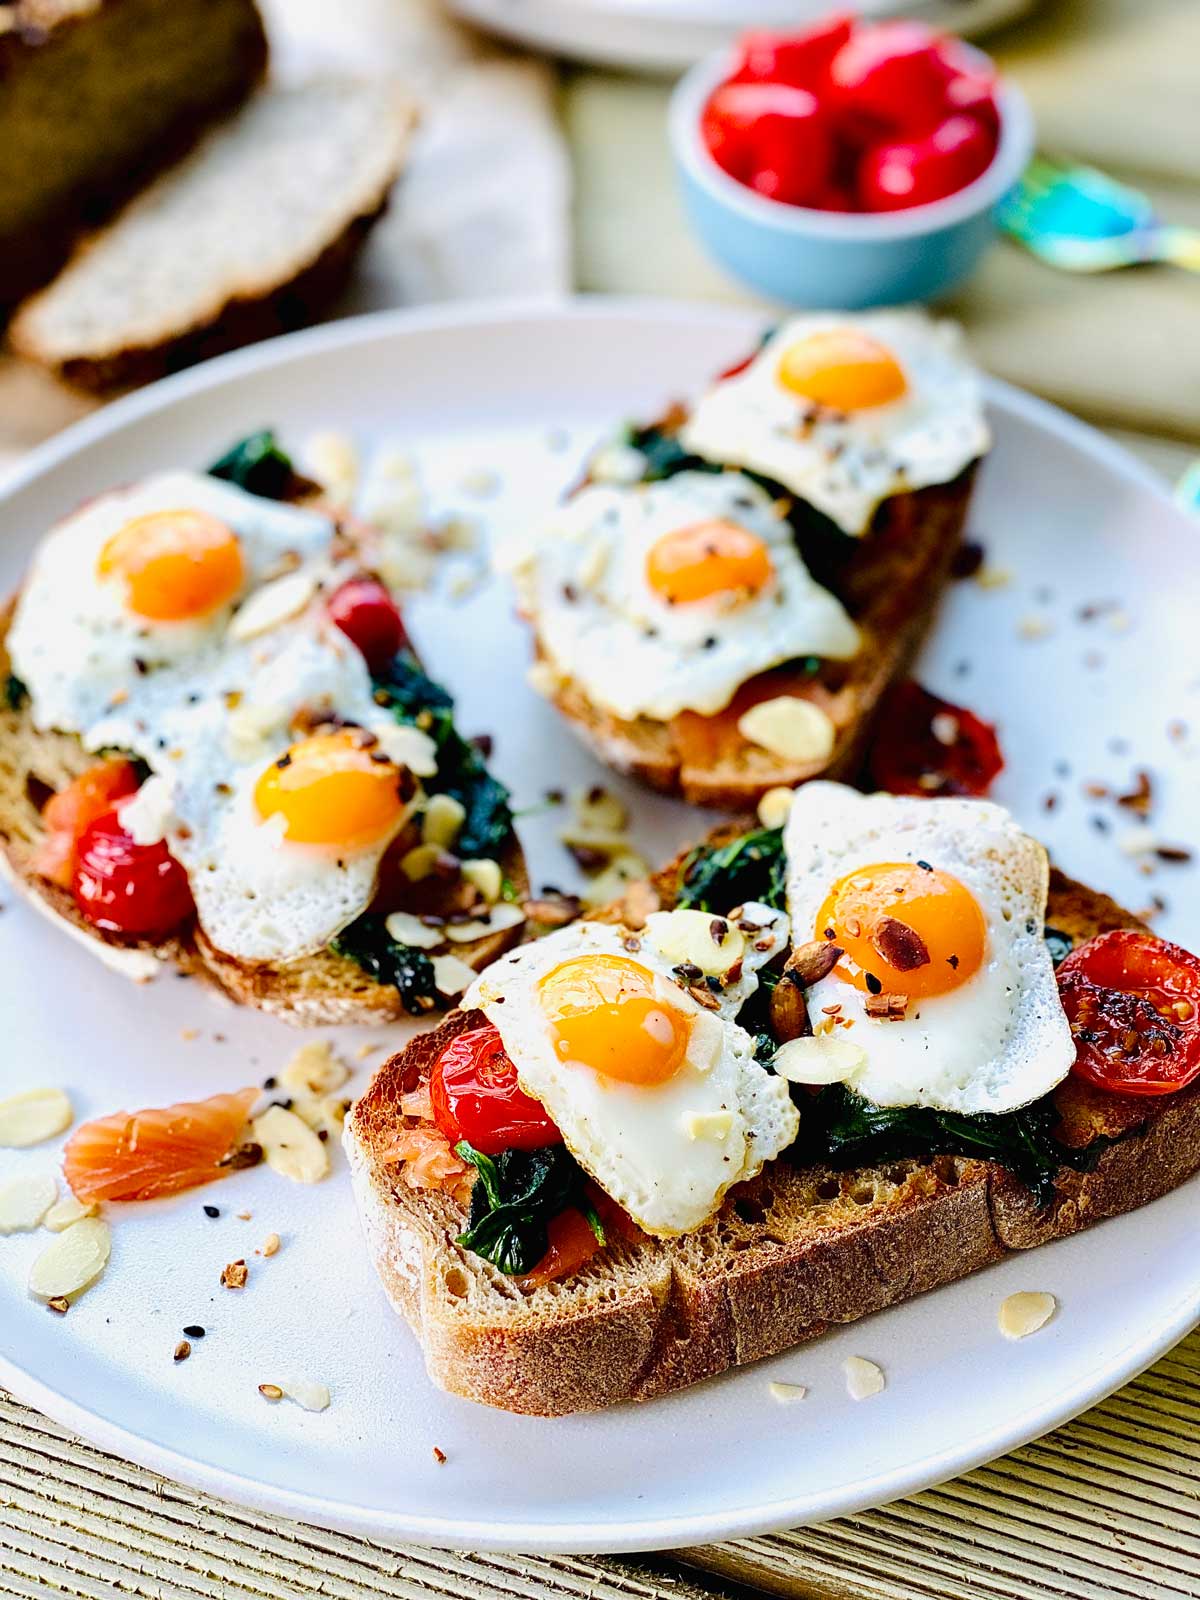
[0,299,1196,1553]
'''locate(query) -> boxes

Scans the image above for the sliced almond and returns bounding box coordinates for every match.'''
[737,697,835,766]
[400,843,456,882]
[998,1290,1056,1340]
[444,903,526,944]
[645,908,745,978]
[279,1378,331,1413]
[384,911,443,949]
[0,1173,57,1234]
[422,793,467,849]
[683,1110,734,1142]
[572,786,628,834]
[461,858,502,905]
[843,1355,885,1400]
[28,1217,111,1300]
[373,722,438,777]
[773,1034,867,1086]
[757,786,795,831]
[228,570,319,642]
[0,1088,73,1148]
[43,1194,98,1232]
[432,953,477,997]
[119,774,176,846]
[579,851,650,909]
[279,1041,349,1100]
[251,1105,330,1185]
[768,1381,808,1405]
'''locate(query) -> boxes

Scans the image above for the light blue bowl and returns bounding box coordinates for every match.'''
[669,52,1034,308]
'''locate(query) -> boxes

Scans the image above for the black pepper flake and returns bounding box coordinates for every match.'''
[183,1325,206,1339]
[947,954,960,970]
[864,972,883,995]
[203,1205,220,1219]
[263,1076,277,1090]
[916,860,933,872]
[317,1128,329,1142]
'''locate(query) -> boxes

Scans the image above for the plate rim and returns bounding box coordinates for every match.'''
[0,294,1194,1554]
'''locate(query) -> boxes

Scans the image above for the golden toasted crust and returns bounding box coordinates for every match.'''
[346,836,1200,1415]
[539,469,977,809]
[0,601,528,1025]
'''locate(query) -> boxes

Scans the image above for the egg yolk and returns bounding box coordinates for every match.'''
[254,730,405,849]
[776,331,908,412]
[815,862,987,1000]
[97,510,244,622]
[645,519,773,606]
[538,955,693,1086]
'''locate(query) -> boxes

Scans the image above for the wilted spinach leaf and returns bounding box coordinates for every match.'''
[4,673,28,712]
[329,916,438,1014]
[208,430,298,500]
[678,826,788,915]
[455,1141,598,1275]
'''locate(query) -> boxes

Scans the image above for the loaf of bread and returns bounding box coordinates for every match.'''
[0,0,268,312]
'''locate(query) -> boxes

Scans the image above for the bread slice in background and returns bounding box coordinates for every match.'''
[0,0,268,312]
[346,842,1200,1415]
[0,601,527,1026]
[541,468,976,810]
[9,78,416,392]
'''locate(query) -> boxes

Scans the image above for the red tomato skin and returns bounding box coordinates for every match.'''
[35,759,140,888]
[73,807,195,939]
[746,98,833,206]
[729,15,854,91]
[828,20,954,133]
[943,71,1000,135]
[1057,931,1200,1096]
[867,680,1003,798]
[857,115,994,211]
[327,576,407,675]
[430,1024,562,1156]
[702,83,830,202]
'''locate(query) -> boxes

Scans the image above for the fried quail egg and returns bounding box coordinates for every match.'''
[465,920,799,1235]
[782,783,1073,1114]
[500,469,859,721]
[681,311,989,537]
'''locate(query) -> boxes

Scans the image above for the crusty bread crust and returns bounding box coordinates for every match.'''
[346,849,1200,1415]
[540,468,977,809]
[0,600,528,1025]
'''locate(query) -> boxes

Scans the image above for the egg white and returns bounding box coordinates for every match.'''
[465,921,799,1236]
[782,783,1074,1115]
[680,311,990,538]
[501,469,859,721]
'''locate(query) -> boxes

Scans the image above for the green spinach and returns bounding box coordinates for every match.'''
[677,826,788,914]
[208,430,299,500]
[328,917,439,1014]
[372,652,513,860]
[4,673,28,712]
[455,1141,601,1275]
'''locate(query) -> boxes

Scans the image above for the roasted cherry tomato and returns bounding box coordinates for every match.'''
[35,758,140,888]
[1057,931,1200,1096]
[729,15,854,91]
[702,83,831,203]
[868,680,1003,798]
[858,114,993,211]
[517,1186,636,1289]
[327,576,407,675]
[430,1024,562,1156]
[828,20,954,132]
[73,807,195,938]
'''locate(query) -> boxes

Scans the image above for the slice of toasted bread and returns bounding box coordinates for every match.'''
[346,841,1200,1415]
[0,0,268,312]
[540,468,976,810]
[0,602,528,1026]
[8,78,415,393]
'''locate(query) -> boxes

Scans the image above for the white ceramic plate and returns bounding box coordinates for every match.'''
[444,0,1037,73]
[0,300,1196,1555]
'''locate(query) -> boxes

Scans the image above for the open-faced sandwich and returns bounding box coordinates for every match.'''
[0,436,527,1024]
[501,310,990,807]
[346,781,1200,1414]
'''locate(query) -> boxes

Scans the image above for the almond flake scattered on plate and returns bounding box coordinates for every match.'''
[0,1173,57,1234]
[0,1087,73,1148]
[843,1356,885,1400]
[252,1105,330,1185]
[768,1381,808,1405]
[28,1217,111,1300]
[998,1291,1057,1340]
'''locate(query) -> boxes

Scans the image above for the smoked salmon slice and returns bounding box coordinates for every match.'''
[63,1087,259,1203]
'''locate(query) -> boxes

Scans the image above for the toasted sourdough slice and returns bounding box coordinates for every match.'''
[0,0,268,312]
[9,78,415,392]
[346,838,1200,1415]
[541,465,977,810]
[0,601,528,1025]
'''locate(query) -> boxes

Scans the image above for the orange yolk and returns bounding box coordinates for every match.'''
[98,510,244,622]
[538,955,692,1087]
[253,730,405,849]
[815,862,986,1000]
[645,519,773,606]
[776,330,908,412]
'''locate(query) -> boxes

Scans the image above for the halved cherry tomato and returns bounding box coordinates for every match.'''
[327,576,407,675]
[73,807,195,939]
[430,1024,562,1156]
[35,759,140,888]
[729,16,854,92]
[1057,931,1200,1096]
[857,114,993,211]
[867,680,1003,798]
